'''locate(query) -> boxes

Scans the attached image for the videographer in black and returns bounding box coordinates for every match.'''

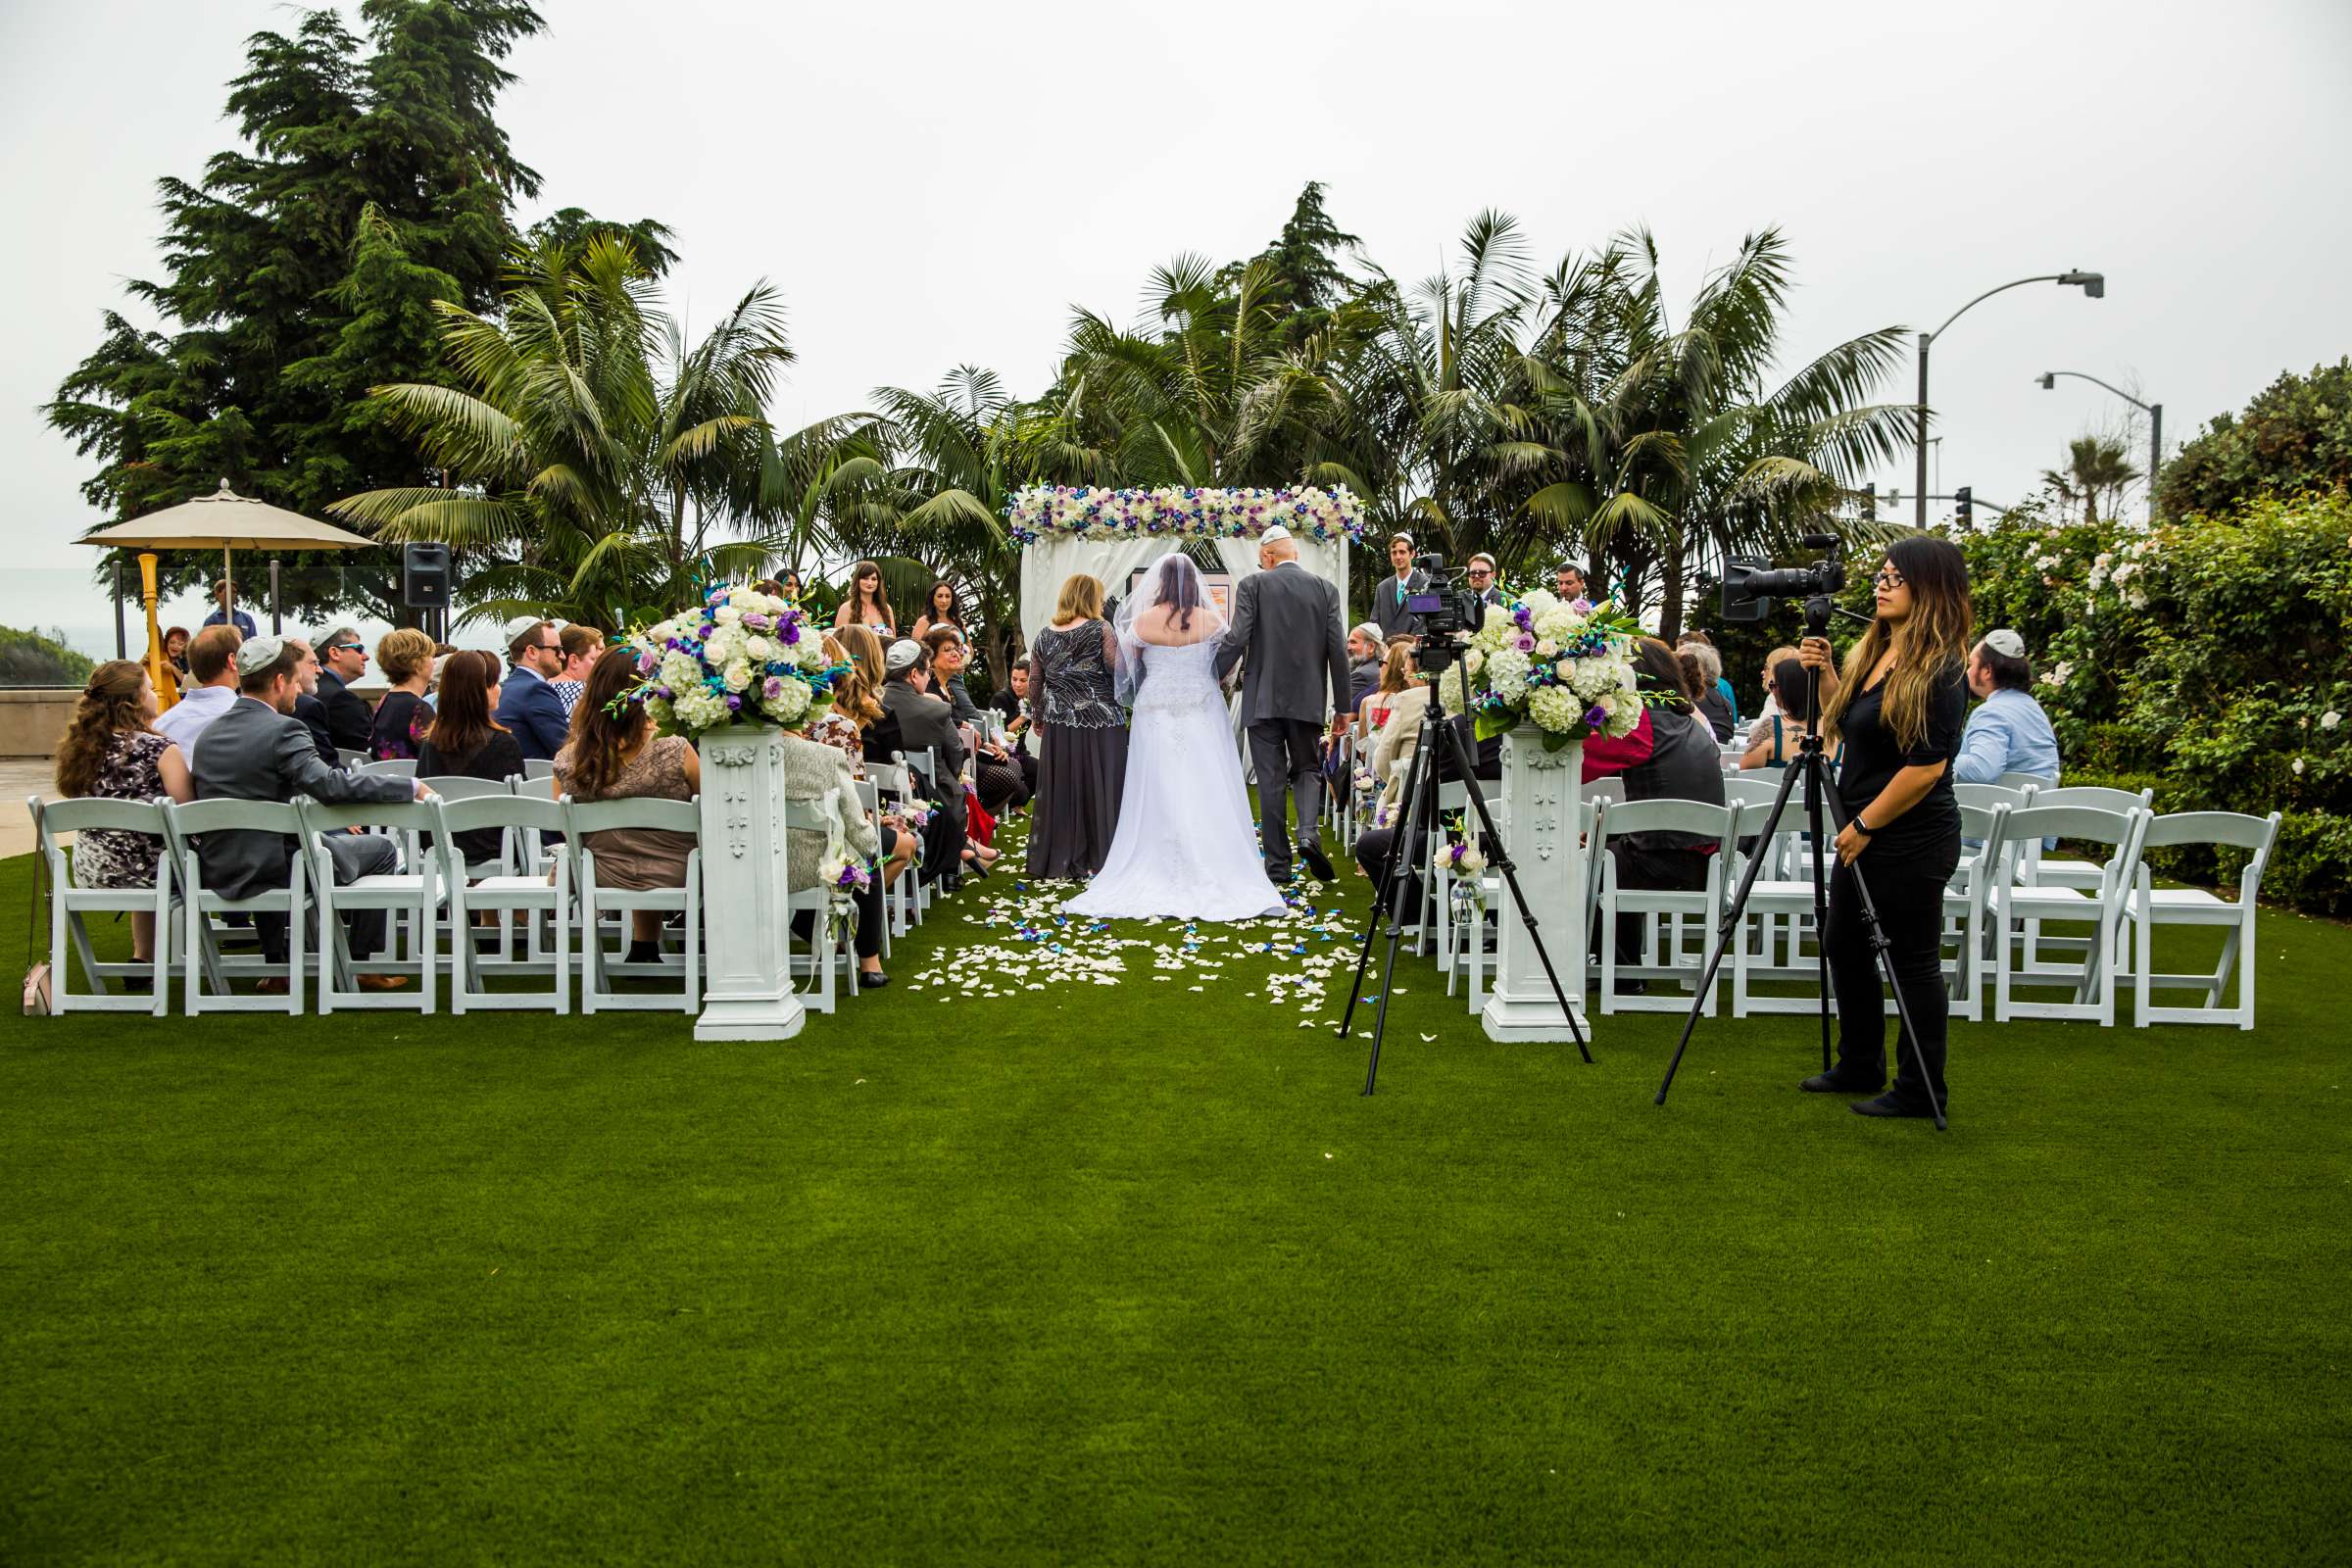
[1797,535,1972,1118]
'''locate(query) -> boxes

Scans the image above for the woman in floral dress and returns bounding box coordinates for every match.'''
[52,662,194,963]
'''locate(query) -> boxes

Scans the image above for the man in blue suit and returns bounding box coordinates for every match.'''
[496,616,572,760]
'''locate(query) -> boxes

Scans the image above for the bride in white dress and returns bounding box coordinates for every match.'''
[1065,553,1288,922]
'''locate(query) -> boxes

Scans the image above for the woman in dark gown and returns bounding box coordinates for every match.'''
[1025,573,1128,879]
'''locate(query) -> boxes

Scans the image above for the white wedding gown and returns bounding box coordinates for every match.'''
[1064,639,1287,922]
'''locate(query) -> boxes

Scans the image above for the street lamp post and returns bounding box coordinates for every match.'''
[2036,369,2162,519]
[1916,271,2104,525]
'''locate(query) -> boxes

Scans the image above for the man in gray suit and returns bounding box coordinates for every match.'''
[191,637,430,990]
[1215,525,1350,885]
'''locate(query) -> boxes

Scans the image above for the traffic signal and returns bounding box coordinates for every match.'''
[1860,482,1876,522]
[1954,486,1974,529]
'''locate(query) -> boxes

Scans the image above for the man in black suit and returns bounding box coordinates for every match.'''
[314,624,375,753]
[1371,532,1428,641]
[190,636,430,989]
[1214,524,1350,885]
[986,657,1041,801]
[878,640,970,885]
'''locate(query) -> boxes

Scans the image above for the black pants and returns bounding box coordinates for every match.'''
[1604,842,1711,965]
[1353,825,1418,913]
[1825,836,1960,1106]
[976,753,1029,814]
[791,876,884,961]
[1248,717,1326,877]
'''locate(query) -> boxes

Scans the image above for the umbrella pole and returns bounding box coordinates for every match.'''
[112,557,126,658]
[270,556,282,634]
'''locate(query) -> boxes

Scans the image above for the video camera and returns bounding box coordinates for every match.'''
[1719,533,1847,633]
[1403,554,1488,668]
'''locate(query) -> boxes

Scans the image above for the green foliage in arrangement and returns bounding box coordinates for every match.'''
[2156,358,2352,521]
[0,625,96,687]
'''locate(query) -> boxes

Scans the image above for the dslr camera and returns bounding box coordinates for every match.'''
[1404,554,1490,663]
[1720,533,1847,631]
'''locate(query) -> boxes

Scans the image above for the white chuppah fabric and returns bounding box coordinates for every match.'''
[1018,537,1169,647]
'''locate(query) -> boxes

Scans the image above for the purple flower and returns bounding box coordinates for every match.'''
[782,624,800,644]
[761,676,784,700]
[743,612,770,631]
[725,694,743,710]
[1515,634,1536,653]
[1584,705,1607,729]
[656,686,673,700]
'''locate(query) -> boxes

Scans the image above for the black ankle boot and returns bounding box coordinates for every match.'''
[626,940,662,964]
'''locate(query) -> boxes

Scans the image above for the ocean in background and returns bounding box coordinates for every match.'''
[2,567,500,667]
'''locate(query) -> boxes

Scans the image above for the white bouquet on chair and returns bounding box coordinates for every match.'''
[619,583,842,737]
[1437,589,1645,751]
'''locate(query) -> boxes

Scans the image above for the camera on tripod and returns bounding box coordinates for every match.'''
[1719,533,1846,626]
[1403,553,1489,667]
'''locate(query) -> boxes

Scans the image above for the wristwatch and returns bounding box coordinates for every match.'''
[1853,817,1875,836]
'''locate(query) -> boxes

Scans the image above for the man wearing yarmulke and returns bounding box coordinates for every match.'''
[1952,627,2062,785]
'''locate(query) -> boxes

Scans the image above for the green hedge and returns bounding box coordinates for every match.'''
[2052,769,2350,919]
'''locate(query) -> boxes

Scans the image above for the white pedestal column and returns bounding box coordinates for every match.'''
[1481,726,1591,1043]
[693,729,806,1042]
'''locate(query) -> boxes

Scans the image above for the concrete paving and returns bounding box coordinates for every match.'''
[5,759,58,858]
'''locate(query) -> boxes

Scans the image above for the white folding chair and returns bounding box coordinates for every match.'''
[782,792,857,1014]
[1593,799,1740,1015]
[335,748,367,770]
[296,796,440,1012]
[357,759,416,779]
[1992,804,2148,1025]
[1942,801,2012,1023]
[2019,785,2151,891]
[854,778,894,961]
[869,760,926,930]
[162,799,312,1014]
[2130,810,2280,1029]
[1727,779,1836,1017]
[29,795,173,1014]
[564,795,700,1014]
[432,794,570,1013]
[1954,781,2034,815]
[523,758,557,781]
[1996,770,2057,795]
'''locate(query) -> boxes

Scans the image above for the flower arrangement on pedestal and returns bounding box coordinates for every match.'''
[1005,485,1367,546]
[617,583,843,736]
[1436,589,1646,750]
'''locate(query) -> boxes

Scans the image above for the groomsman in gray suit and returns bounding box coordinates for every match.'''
[1215,525,1350,885]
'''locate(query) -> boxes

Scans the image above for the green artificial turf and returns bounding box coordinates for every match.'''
[3,831,2348,1565]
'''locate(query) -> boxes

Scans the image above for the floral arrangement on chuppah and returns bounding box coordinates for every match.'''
[617,583,845,738]
[1005,485,1367,546]
[1435,588,1647,750]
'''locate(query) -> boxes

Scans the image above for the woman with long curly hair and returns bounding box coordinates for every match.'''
[1799,533,1973,1118]
[52,661,195,961]
[554,648,703,962]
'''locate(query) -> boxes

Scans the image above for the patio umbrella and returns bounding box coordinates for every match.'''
[77,479,379,677]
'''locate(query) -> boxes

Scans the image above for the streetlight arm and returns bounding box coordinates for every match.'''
[2039,369,2151,415]
[1928,275,2070,343]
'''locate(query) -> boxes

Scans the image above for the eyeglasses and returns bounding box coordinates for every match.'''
[1873,568,1907,589]
[325,642,363,655]
[1466,566,1494,578]
[538,641,563,653]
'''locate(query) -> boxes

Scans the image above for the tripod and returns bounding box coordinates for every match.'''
[1340,664,1592,1093]
[1651,597,1947,1131]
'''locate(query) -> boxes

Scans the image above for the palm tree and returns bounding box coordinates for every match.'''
[331,234,795,628]
[2042,434,2140,524]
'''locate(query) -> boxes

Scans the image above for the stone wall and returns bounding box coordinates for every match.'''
[0,690,78,759]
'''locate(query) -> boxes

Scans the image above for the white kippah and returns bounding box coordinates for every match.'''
[235,635,286,676]
[884,638,924,672]
[502,614,543,645]
[1260,523,1294,545]
[1984,628,2027,659]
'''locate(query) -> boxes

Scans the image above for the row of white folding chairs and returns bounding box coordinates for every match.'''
[1418,776,2279,1031]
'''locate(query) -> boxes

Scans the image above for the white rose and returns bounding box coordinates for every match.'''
[721,659,754,693]
[2321,710,2340,730]
[713,605,743,625]
[1535,638,1558,658]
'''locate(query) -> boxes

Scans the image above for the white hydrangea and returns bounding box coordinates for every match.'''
[1532,606,1582,642]
[705,625,748,666]
[658,651,701,693]
[642,695,674,730]
[795,636,831,671]
[673,687,728,730]
[1527,684,1585,732]
[1487,647,1533,691]
[760,677,812,723]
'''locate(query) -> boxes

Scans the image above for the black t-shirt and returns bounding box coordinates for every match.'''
[1836,661,1966,855]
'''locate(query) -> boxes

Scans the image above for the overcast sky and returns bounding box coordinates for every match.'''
[5,0,2348,653]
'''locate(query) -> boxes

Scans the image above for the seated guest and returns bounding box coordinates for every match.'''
[164,626,191,677]
[369,627,436,760]
[314,625,374,752]
[555,649,703,963]
[53,661,195,966]
[189,637,426,990]
[924,624,1029,815]
[1683,649,1737,742]
[987,656,1040,801]
[1677,634,1738,732]
[775,673,896,991]
[1953,628,2061,785]
[1743,644,1800,747]
[808,629,921,910]
[1583,638,1729,975]
[1349,661,1499,889]
[1366,647,1431,827]
[153,625,242,753]
[415,650,527,869]
[1347,622,1384,711]
[495,616,572,760]
[285,638,340,766]
[549,623,606,718]
[1742,656,1841,770]
[874,640,973,887]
